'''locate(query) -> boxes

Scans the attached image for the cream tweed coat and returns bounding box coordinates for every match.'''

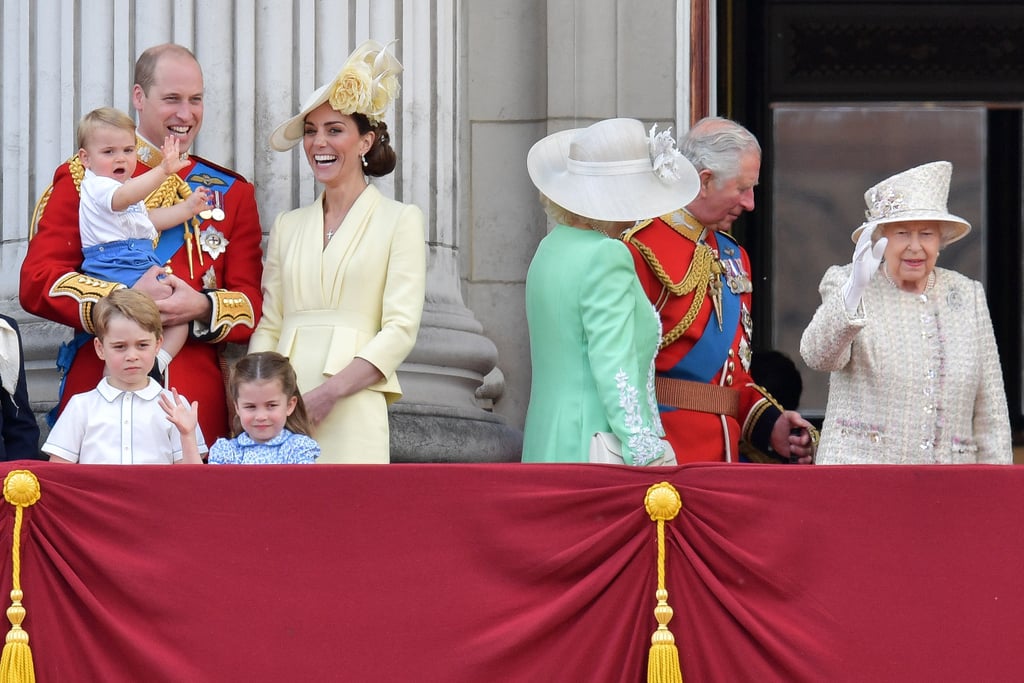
[801,264,1011,464]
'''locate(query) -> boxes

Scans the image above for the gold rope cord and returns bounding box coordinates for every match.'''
[0,470,41,682]
[630,240,718,350]
[644,482,683,683]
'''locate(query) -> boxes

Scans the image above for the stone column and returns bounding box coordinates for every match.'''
[389,2,522,462]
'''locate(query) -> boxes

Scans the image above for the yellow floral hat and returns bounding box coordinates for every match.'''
[269,39,402,151]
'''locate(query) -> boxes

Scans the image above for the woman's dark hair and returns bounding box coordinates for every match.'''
[353,113,397,177]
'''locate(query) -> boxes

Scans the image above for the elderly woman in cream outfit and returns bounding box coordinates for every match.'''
[250,41,425,463]
[801,161,1011,464]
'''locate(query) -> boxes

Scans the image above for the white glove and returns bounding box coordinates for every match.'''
[841,228,887,313]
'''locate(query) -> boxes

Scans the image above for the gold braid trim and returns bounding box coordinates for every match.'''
[659,283,707,350]
[49,273,126,334]
[29,155,81,241]
[626,214,722,351]
[631,240,717,350]
[28,188,51,242]
[742,397,775,447]
[206,290,256,343]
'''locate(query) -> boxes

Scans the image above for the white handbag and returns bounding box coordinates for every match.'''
[589,432,677,466]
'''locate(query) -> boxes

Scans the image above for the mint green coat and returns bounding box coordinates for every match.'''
[522,225,668,465]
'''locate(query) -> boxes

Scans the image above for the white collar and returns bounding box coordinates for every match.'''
[96,376,164,402]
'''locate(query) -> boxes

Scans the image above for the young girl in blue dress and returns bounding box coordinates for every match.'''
[209,352,320,464]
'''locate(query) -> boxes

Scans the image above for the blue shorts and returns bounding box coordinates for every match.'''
[82,239,163,287]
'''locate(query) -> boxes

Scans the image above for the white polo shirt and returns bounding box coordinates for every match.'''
[43,378,208,464]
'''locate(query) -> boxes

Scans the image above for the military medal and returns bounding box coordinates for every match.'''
[721,251,752,294]
[739,336,752,372]
[200,226,229,259]
[202,266,218,291]
[200,190,226,221]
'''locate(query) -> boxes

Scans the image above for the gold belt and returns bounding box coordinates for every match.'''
[655,376,740,418]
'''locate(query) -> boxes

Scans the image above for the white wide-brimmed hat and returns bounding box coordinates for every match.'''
[269,39,402,152]
[850,161,971,246]
[527,118,700,222]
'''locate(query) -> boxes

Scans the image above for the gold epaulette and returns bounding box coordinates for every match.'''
[206,290,256,343]
[620,218,654,241]
[48,272,126,334]
[29,155,82,241]
[624,211,714,296]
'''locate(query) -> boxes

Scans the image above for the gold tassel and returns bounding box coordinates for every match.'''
[1,470,41,683]
[644,482,683,683]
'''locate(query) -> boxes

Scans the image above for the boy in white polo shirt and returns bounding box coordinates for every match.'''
[43,289,206,464]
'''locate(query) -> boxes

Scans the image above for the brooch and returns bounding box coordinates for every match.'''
[946,287,962,310]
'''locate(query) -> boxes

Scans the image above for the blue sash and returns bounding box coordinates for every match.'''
[153,161,238,263]
[659,233,744,401]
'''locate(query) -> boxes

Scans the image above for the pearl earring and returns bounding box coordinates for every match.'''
[361,154,368,168]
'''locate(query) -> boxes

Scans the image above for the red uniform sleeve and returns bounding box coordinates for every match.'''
[20,162,92,330]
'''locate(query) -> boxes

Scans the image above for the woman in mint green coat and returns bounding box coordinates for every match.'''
[521,118,699,464]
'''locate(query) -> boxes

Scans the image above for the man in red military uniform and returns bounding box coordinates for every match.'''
[20,44,262,444]
[623,117,815,463]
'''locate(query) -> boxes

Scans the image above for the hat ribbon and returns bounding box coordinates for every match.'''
[566,157,651,176]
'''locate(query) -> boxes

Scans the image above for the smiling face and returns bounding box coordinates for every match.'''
[93,314,162,392]
[689,150,760,231]
[301,103,374,187]
[881,220,942,293]
[78,124,138,182]
[234,378,298,444]
[132,52,204,151]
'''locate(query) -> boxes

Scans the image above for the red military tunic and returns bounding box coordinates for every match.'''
[623,210,784,463]
[21,137,263,443]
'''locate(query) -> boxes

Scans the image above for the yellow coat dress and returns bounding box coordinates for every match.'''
[249,185,426,463]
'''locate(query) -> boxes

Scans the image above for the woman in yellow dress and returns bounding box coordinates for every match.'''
[250,40,426,463]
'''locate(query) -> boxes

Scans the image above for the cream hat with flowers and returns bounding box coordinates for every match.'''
[269,39,402,152]
[850,161,971,246]
[527,118,700,222]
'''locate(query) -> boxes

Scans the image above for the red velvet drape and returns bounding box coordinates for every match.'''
[1,462,1021,682]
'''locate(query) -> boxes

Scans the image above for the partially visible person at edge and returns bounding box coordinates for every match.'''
[20,43,263,444]
[521,118,700,464]
[209,352,320,465]
[622,116,816,464]
[0,315,42,461]
[800,161,1011,464]
[750,349,803,411]
[249,40,426,463]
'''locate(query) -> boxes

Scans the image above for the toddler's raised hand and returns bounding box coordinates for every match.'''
[159,136,188,175]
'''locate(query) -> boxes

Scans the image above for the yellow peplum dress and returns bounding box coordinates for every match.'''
[249,185,426,463]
